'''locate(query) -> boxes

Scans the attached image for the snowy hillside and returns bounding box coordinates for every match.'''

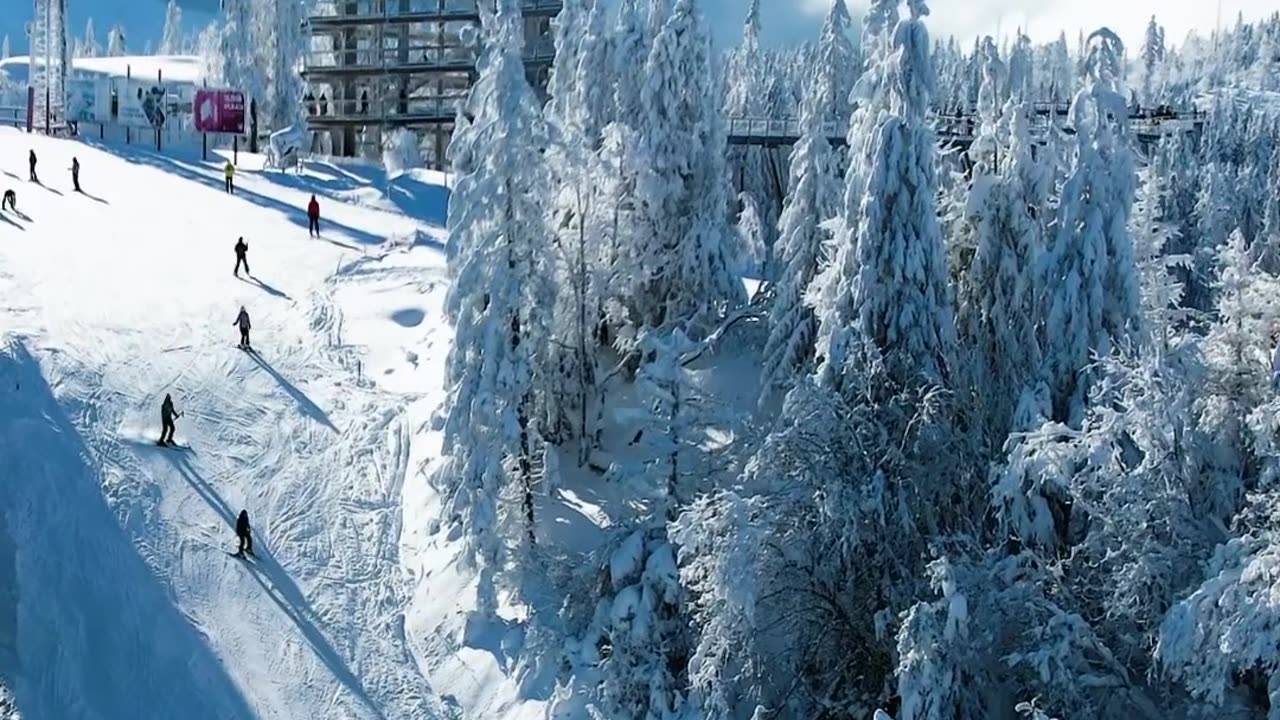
[0,127,467,718]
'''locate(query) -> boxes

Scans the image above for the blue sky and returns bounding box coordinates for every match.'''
[4,0,1279,61]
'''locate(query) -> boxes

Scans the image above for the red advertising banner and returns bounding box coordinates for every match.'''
[193,89,245,134]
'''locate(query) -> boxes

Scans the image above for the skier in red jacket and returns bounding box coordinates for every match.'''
[307,194,320,237]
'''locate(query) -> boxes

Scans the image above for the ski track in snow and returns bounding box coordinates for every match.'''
[0,128,452,720]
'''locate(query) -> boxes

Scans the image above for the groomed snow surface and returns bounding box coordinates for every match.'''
[0,127,538,719]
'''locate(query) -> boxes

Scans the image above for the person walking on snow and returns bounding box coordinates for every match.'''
[159,393,182,445]
[307,194,320,237]
[1271,333,1280,393]
[224,160,235,194]
[234,510,254,557]
[234,306,252,349]
[234,237,250,277]
[28,150,38,183]
[71,157,80,193]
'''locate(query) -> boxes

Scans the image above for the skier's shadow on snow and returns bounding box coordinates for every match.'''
[241,555,387,719]
[163,448,237,526]
[76,189,109,204]
[158,453,383,717]
[31,180,62,196]
[238,275,291,301]
[0,212,22,231]
[244,352,338,432]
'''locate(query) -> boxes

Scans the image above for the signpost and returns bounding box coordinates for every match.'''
[193,89,246,161]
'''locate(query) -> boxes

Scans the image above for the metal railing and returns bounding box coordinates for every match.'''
[303,38,555,74]
[0,106,24,129]
[726,117,845,142]
[308,0,563,24]
[305,95,465,123]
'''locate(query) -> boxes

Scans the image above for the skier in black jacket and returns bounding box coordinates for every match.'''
[234,237,249,277]
[159,393,182,445]
[28,150,38,183]
[234,510,254,557]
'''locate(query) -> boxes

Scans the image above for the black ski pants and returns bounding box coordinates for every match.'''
[237,532,253,554]
[234,255,249,276]
[225,176,234,194]
[239,327,250,347]
[308,216,320,237]
[160,416,175,444]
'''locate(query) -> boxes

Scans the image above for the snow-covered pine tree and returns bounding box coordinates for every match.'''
[1141,16,1166,105]
[635,0,744,333]
[545,0,587,131]
[1037,28,1139,425]
[0,35,8,61]
[572,0,613,149]
[1007,30,1034,101]
[813,0,855,127]
[1131,167,1190,356]
[646,0,671,45]
[811,0,956,393]
[957,98,1044,447]
[759,65,837,404]
[437,0,553,609]
[160,0,183,55]
[612,0,647,126]
[82,19,100,59]
[106,24,127,57]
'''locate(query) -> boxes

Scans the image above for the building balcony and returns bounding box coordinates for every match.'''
[307,0,563,29]
[301,39,555,79]
[304,95,466,127]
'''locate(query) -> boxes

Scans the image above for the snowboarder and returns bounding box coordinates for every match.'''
[1,189,14,212]
[307,194,320,237]
[234,237,250,277]
[234,509,254,557]
[28,150,37,183]
[234,306,252,349]
[70,157,80,193]
[159,393,182,445]
[224,160,235,194]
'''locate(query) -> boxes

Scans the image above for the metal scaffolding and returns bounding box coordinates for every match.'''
[301,0,561,167]
[29,0,69,134]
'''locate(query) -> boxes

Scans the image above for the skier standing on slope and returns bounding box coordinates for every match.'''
[159,393,183,445]
[1,189,15,212]
[224,160,235,194]
[28,150,37,183]
[234,306,252,349]
[71,157,80,193]
[234,237,250,277]
[234,510,254,557]
[307,194,320,237]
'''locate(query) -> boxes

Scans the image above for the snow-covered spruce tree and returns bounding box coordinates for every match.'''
[545,0,587,133]
[1140,16,1166,106]
[646,0,670,44]
[1007,30,1035,101]
[956,99,1044,448]
[436,0,553,611]
[812,0,855,128]
[382,127,423,175]
[160,0,183,55]
[634,0,744,334]
[759,67,837,405]
[563,526,692,720]
[106,24,127,56]
[82,19,100,59]
[810,0,956,393]
[1130,167,1190,355]
[612,0,647,128]
[1037,28,1139,426]
[722,1,778,270]
[572,0,614,149]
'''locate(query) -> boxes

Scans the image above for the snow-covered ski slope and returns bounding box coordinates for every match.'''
[0,127,457,719]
